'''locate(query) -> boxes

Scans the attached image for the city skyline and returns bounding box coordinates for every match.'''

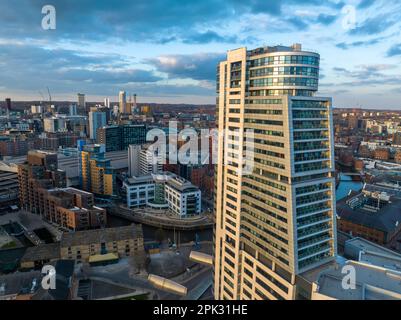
[0,0,401,109]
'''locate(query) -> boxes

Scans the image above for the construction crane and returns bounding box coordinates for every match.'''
[38,91,45,103]
[47,87,52,103]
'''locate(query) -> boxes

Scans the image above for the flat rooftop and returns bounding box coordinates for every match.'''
[247,43,318,56]
[316,260,401,300]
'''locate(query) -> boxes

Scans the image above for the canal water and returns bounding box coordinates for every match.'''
[107,215,213,243]
[336,175,363,201]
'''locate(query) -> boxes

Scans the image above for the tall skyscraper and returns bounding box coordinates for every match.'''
[77,93,86,108]
[5,98,11,118]
[88,111,107,140]
[119,91,127,114]
[213,44,336,300]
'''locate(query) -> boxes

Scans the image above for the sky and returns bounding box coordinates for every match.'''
[1,0,401,108]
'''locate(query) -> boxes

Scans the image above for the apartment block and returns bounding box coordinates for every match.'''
[214,44,336,300]
[79,143,115,196]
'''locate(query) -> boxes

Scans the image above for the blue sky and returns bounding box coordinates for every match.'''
[1,0,401,108]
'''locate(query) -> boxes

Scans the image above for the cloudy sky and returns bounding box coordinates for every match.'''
[1,0,401,108]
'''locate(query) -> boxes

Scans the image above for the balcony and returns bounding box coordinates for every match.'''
[297,214,331,229]
[298,244,331,261]
[296,192,331,206]
[298,232,332,249]
[297,204,331,218]
[293,135,329,142]
[297,223,331,240]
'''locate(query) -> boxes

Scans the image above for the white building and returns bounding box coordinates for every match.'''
[139,147,163,175]
[44,117,67,133]
[123,172,201,216]
[128,144,163,177]
[124,175,155,208]
[165,176,201,216]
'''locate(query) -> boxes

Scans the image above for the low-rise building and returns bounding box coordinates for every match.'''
[60,224,144,265]
[123,172,201,216]
[311,237,401,300]
[337,187,401,245]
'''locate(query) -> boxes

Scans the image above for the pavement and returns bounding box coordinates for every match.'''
[75,246,214,300]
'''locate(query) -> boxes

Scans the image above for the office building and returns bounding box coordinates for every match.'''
[77,93,86,108]
[88,111,106,140]
[213,44,336,300]
[123,172,200,215]
[124,175,156,208]
[165,175,201,216]
[97,124,146,152]
[79,143,115,196]
[119,91,127,114]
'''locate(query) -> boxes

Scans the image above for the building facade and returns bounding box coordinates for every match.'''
[18,150,66,212]
[119,91,127,114]
[77,93,86,108]
[60,224,144,265]
[88,111,106,140]
[213,44,337,300]
[165,175,201,216]
[124,175,156,208]
[79,143,115,196]
[97,124,147,152]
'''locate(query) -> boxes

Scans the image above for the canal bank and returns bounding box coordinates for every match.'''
[107,215,213,244]
[336,174,363,201]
